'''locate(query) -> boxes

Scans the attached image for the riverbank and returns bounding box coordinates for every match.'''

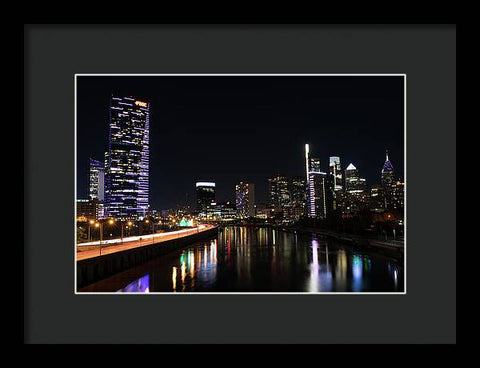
[282,226,404,260]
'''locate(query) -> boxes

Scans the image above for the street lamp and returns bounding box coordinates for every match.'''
[96,219,116,255]
[146,218,155,244]
[126,221,133,239]
[114,218,127,244]
[88,219,95,242]
[95,222,103,255]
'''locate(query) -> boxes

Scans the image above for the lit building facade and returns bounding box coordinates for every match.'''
[88,158,104,201]
[254,203,270,219]
[308,169,328,219]
[290,176,307,219]
[205,201,237,220]
[268,175,290,210]
[343,163,368,214]
[381,150,395,187]
[370,184,386,211]
[329,156,343,211]
[196,182,216,215]
[329,156,343,191]
[345,163,366,193]
[379,150,405,211]
[76,198,99,222]
[305,144,328,219]
[391,180,405,210]
[235,182,255,218]
[104,95,150,219]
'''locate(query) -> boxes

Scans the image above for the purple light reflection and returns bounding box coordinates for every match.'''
[118,274,150,293]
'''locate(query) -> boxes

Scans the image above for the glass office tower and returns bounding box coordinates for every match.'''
[235,182,255,218]
[289,177,307,219]
[344,163,368,214]
[305,144,328,219]
[268,175,290,210]
[307,162,328,219]
[104,95,150,219]
[381,150,395,187]
[88,158,104,201]
[329,156,343,191]
[345,163,366,193]
[196,182,216,214]
[328,156,343,212]
[381,150,396,210]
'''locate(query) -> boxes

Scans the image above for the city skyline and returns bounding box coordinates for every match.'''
[77,75,404,210]
[75,75,406,294]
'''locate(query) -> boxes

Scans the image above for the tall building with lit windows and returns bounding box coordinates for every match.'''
[381,150,395,187]
[88,158,104,201]
[381,150,398,210]
[328,156,342,211]
[329,156,343,191]
[344,163,368,214]
[345,163,366,193]
[195,182,216,214]
[104,95,150,219]
[290,176,307,218]
[391,180,405,210]
[235,182,255,218]
[268,175,290,211]
[305,144,328,219]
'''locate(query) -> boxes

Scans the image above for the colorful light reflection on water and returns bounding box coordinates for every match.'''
[87,227,403,293]
[117,274,150,293]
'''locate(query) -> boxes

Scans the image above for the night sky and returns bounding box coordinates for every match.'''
[76,75,404,210]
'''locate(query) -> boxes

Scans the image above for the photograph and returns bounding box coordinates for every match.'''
[75,74,406,294]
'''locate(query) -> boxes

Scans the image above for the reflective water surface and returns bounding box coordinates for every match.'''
[80,226,404,293]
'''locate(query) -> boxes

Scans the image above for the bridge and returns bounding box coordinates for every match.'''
[77,225,213,260]
[76,224,218,290]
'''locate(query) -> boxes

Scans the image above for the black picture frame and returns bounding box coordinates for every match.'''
[23,21,460,346]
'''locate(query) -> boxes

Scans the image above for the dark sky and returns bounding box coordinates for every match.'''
[77,75,404,210]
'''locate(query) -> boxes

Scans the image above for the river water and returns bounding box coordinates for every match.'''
[79,226,404,293]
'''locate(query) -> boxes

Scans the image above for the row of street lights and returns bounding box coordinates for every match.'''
[87,218,161,255]
[88,219,134,242]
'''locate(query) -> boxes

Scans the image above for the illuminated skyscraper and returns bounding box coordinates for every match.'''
[305,144,328,219]
[344,163,368,214]
[328,156,342,211]
[308,164,328,219]
[235,182,255,218]
[345,163,366,193]
[196,182,216,214]
[290,176,307,218]
[370,184,386,211]
[88,158,104,201]
[381,150,399,210]
[268,175,290,211]
[329,156,343,191]
[391,180,405,210]
[104,95,150,219]
[381,150,395,187]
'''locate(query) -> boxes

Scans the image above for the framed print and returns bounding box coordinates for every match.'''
[74,73,406,295]
[24,23,457,344]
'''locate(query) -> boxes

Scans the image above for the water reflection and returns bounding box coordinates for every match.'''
[118,274,150,293]
[87,226,403,293]
[169,239,218,292]
[308,239,320,292]
[172,267,177,292]
[307,238,335,292]
[352,255,364,292]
